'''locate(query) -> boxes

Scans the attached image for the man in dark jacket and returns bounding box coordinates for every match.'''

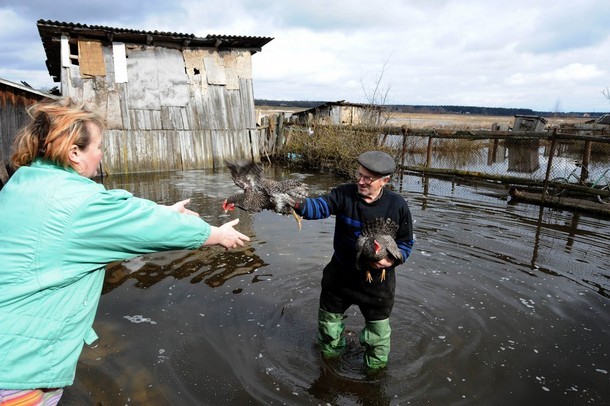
[293,151,414,369]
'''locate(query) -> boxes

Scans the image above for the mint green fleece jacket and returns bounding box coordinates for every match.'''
[0,160,211,389]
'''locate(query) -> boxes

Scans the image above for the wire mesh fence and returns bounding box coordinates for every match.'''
[277,117,610,206]
[392,127,610,204]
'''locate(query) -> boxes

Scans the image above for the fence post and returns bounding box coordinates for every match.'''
[426,134,433,168]
[488,123,500,165]
[273,114,285,157]
[277,112,285,148]
[398,127,408,192]
[580,140,592,183]
[541,128,558,203]
[400,127,408,168]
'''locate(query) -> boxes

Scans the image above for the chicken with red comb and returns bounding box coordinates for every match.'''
[356,217,402,282]
[222,160,309,229]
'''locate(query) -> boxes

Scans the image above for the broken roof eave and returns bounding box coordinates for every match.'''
[37,19,273,82]
[296,100,385,116]
[0,77,59,99]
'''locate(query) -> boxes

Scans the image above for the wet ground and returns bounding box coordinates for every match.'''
[60,167,610,405]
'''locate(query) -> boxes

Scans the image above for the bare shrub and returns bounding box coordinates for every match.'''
[278,124,396,178]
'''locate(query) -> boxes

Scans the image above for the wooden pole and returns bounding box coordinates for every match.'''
[580,140,592,183]
[399,127,407,192]
[541,128,557,204]
[400,127,408,168]
[425,136,433,168]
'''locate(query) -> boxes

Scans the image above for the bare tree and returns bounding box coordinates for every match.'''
[360,55,393,127]
[603,87,610,103]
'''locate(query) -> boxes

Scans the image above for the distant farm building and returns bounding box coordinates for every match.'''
[504,115,548,173]
[291,100,383,126]
[512,115,548,132]
[37,20,273,174]
[596,114,610,125]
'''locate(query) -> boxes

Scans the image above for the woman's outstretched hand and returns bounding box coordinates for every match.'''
[205,218,250,249]
[166,200,249,249]
[167,199,200,217]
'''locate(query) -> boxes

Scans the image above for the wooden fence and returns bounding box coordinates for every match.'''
[387,126,610,216]
[270,119,610,215]
[392,127,610,188]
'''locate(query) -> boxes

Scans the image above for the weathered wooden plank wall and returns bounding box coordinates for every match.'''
[0,82,56,165]
[63,42,263,175]
[257,114,283,159]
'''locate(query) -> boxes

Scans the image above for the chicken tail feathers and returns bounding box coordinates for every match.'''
[225,160,264,190]
[361,217,399,237]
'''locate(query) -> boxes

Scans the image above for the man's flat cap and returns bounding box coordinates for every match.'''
[357,151,396,175]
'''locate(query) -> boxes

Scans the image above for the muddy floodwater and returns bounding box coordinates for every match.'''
[60,166,610,406]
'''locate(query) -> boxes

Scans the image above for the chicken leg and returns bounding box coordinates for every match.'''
[365,269,386,283]
[291,207,303,230]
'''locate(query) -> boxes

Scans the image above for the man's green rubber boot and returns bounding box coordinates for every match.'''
[360,318,391,369]
[317,308,346,358]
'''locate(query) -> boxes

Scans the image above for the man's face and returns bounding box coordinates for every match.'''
[356,165,389,201]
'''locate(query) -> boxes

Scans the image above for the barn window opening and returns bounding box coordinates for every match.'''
[194,68,200,75]
[69,41,79,66]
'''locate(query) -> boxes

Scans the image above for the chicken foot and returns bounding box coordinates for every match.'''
[291,207,303,230]
[366,269,386,283]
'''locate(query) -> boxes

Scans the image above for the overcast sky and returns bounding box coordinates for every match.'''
[1,0,609,112]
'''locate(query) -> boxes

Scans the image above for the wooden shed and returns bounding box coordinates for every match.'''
[37,20,273,174]
[512,115,548,132]
[0,78,58,183]
[507,115,548,173]
[291,100,383,126]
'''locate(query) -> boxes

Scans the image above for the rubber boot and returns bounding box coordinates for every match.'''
[317,308,346,358]
[359,318,391,369]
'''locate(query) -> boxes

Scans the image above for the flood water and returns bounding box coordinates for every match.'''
[61,166,610,406]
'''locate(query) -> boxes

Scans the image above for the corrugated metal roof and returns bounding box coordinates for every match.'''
[37,19,273,82]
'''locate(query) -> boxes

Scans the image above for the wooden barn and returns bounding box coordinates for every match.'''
[37,20,273,174]
[0,78,58,185]
[291,100,383,126]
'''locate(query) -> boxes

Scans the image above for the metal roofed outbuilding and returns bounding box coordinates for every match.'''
[36,20,274,174]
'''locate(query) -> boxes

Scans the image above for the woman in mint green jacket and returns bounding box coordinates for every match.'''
[0,98,250,405]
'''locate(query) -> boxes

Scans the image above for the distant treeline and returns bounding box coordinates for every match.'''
[255,99,601,118]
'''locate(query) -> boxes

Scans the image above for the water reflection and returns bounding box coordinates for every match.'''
[103,246,268,293]
[60,167,610,405]
[308,364,392,405]
[405,171,610,298]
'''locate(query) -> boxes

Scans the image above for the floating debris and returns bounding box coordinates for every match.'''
[124,314,157,324]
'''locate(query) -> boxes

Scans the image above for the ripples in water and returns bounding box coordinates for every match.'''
[63,169,610,405]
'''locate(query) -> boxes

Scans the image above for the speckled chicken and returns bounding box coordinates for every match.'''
[356,218,402,282]
[222,160,309,229]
